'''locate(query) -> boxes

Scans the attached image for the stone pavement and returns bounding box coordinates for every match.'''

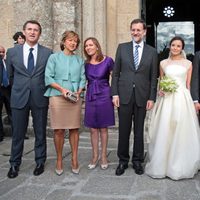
[0,130,200,200]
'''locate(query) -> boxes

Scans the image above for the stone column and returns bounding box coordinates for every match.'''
[107,0,117,58]
[52,0,82,53]
[94,0,106,52]
[107,0,141,58]
[82,0,95,39]
[52,0,76,52]
[82,0,106,52]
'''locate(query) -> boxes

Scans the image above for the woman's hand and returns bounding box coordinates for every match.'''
[194,102,200,114]
[50,83,70,98]
[158,90,165,97]
[61,88,70,98]
[74,91,81,101]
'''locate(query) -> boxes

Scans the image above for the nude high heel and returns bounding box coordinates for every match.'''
[88,159,99,170]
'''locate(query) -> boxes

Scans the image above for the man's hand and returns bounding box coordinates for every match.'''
[112,96,120,107]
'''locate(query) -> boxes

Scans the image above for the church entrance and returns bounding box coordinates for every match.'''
[144,0,199,60]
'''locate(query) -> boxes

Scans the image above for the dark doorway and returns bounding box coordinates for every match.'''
[144,0,200,57]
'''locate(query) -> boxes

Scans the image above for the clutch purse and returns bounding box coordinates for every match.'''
[65,91,78,103]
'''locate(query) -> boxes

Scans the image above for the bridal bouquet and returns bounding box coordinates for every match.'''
[159,76,178,93]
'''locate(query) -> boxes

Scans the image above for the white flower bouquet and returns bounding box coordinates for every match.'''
[159,76,178,93]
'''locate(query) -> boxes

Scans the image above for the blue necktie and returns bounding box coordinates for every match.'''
[134,45,140,70]
[27,48,34,74]
[2,61,9,87]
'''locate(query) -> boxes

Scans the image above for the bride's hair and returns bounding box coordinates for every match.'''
[168,36,186,59]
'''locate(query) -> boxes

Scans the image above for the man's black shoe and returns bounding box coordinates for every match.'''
[33,164,44,176]
[115,163,128,176]
[132,162,144,175]
[7,166,19,178]
[0,137,4,142]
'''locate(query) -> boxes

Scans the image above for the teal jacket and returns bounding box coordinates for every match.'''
[44,51,86,97]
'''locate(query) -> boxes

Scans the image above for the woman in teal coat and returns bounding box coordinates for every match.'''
[45,31,86,175]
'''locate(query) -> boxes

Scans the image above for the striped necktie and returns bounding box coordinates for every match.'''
[134,45,140,69]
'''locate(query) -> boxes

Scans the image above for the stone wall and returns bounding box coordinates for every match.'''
[107,0,141,58]
[0,0,141,136]
[0,0,14,49]
[0,0,82,53]
[0,0,140,57]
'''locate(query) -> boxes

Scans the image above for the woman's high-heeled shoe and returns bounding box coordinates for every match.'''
[88,160,99,170]
[100,157,108,170]
[100,163,108,170]
[71,167,80,174]
[71,159,80,174]
[55,168,64,176]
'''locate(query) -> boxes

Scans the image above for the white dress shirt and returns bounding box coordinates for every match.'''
[23,42,38,68]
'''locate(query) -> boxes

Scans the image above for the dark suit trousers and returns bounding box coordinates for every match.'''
[9,96,48,167]
[0,86,12,138]
[117,89,146,165]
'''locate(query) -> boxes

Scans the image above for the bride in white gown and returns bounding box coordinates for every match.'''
[145,36,200,180]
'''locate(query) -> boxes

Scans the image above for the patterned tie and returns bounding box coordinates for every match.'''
[27,48,34,74]
[2,64,9,87]
[134,45,140,70]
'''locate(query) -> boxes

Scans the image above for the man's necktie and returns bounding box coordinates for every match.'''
[2,64,9,87]
[134,45,140,70]
[27,48,34,74]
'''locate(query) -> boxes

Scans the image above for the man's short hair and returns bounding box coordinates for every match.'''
[23,20,42,34]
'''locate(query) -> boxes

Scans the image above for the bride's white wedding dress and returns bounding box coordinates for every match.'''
[145,58,200,180]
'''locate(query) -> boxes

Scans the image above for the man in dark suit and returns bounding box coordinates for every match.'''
[111,18,158,176]
[191,51,200,119]
[6,20,52,178]
[0,46,12,142]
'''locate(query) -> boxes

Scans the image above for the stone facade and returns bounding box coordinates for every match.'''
[0,0,140,58]
[0,0,141,135]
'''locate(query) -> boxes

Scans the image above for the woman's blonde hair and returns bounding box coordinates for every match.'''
[83,37,104,63]
[60,30,80,51]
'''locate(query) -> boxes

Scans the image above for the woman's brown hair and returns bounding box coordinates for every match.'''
[60,30,80,51]
[84,37,104,63]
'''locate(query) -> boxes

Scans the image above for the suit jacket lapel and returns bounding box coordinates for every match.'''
[34,44,42,73]
[137,43,147,70]
[18,45,27,71]
[126,42,135,71]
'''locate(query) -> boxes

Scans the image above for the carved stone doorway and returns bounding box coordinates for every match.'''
[144,0,200,58]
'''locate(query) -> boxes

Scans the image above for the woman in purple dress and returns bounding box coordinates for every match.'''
[84,37,115,170]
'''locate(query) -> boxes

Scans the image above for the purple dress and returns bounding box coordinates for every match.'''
[84,56,115,128]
